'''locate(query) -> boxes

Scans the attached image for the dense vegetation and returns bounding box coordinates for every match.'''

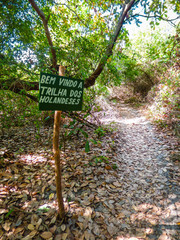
[124,22,180,135]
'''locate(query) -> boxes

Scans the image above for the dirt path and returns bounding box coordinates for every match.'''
[95,97,180,239]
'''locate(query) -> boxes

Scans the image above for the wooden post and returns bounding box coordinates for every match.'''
[53,66,65,219]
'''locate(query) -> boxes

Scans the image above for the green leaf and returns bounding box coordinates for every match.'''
[112,164,118,170]
[44,116,50,121]
[5,209,14,219]
[79,128,88,138]
[67,130,75,137]
[85,140,90,152]
[90,139,98,144]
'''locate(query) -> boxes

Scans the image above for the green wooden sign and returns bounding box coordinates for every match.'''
[39,72,84,111]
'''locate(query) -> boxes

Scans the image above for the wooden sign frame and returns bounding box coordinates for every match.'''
[39,72,84,111]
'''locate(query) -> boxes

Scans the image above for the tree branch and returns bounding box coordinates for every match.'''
[129,13,180,27]
[28,0,57,71]
[0,79,39,92]
[84,0,136,88]
[1,0,136,95]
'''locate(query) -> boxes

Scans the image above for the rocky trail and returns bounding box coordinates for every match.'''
[0,97,179,240]
[94,97,180,239]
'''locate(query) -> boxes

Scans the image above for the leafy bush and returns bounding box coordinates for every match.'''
[147,66,180,135]
[0,90,41,133]
[120,24,179,97]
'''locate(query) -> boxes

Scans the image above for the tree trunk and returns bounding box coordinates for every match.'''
[84,0,135,88]
[53,66,65,219]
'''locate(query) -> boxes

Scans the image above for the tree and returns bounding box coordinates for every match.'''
[0,0,179,100]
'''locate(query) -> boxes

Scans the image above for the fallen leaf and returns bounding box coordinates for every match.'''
[105,165,111,170]
[49,193,54,200]
[50,225,56,233]
[77,222,84,230]
[92,223,100,236]
[0,209,8,214]
[82,200,91,206]
[22,230,37,240]
[107,223,118,236]
[89,183,96,188]
[40,231,52,239]
[113,181,121,187]
[14,226,24,234]
[61,224,66,231]
[84,230,91,240]
[50,216,57,224]
[84,207,92,221]
[31,214,38,225]
[61,233,68,240]
[0,230,3,238]
[54,234,62,240]
[36,218,42,230]
[118,212,126,220]
[19,183,27,188]
[28,224,35,231]
[42,186,46,193]
[2,222,11,231]
[81,182,89,187]
[50,184,56,191]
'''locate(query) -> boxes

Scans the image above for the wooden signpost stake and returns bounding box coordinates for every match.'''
[39,66,84,218]
[53,66,65,218]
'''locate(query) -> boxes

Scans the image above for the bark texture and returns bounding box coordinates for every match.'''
[53,66,65,219]
[28,0,57,71]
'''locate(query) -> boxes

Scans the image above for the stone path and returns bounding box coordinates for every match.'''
[95,98,180,239]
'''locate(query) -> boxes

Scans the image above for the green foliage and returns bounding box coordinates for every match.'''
[1,0,121,78]
[147,67,180,135]
[59,115,108,153]
[83,85,108,114]
[113,20,179,135]
[0,90,41,133]
[85,140,90,153]
[94,127,106,138]
[118,22,179,96]
[2,0,178,88]
[129,23,179,66]
[60,118,91,152]
[83,87,97,112]
[5,209,14,219]
[91,155,109,165]
[37,205,50,213]
[0,0,179,92]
